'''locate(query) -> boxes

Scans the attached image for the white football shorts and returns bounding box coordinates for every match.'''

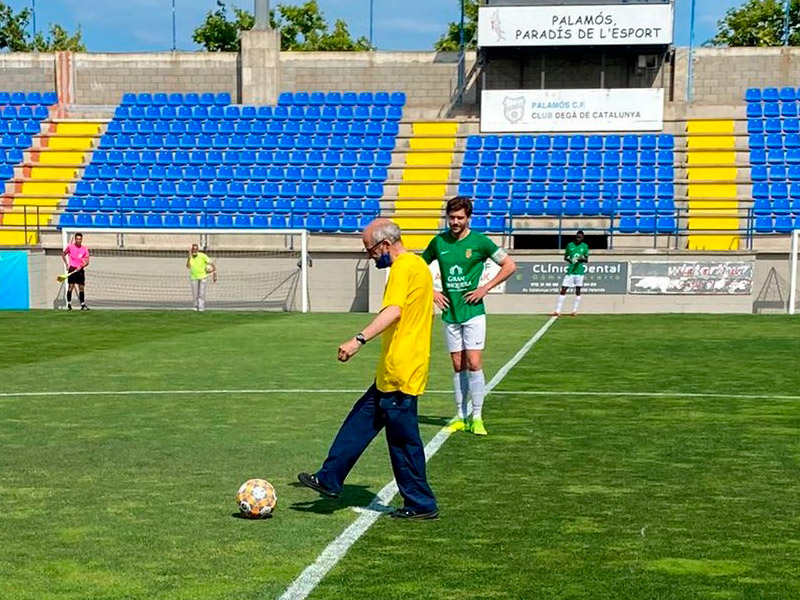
[561,274,585,288]
[444,314,487,353]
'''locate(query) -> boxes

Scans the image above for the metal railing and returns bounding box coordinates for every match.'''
[0,204,794,251]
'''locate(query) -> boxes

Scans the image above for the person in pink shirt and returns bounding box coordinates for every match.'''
[62,233,90,311]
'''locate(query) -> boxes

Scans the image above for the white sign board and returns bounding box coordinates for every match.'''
[478,4,674,47]
[481,88,665,133]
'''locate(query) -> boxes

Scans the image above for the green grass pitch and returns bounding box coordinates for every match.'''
[0,312,798,599]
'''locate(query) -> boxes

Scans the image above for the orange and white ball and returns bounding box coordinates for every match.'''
[235,478,277,518]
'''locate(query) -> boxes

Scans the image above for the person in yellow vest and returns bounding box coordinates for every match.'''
[298,218,438,519]
[186,244,217,312]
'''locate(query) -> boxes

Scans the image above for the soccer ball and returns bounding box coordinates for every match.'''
[235,478,277,518]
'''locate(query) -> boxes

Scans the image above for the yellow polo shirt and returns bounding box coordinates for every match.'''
[375,252,434,397]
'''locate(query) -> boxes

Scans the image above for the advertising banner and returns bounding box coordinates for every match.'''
[0,251,29,309]
[629,262,754,295]
[506,262,628,294]
[481,88,665,133]
[478,4,674,47]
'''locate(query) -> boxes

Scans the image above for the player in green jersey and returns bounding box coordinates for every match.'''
[422,197,517,436]
[553,230,589,317]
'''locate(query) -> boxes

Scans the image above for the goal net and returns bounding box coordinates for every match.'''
[56,228,309,312]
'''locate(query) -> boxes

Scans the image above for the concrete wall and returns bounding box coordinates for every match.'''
[687,47,800,105]
[2,46,800,110]
[72,53,239,105]
[281,51,476,109]
[0,54,55,92]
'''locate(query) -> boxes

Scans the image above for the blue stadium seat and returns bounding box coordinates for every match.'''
[618,215,637,233]
[569,135,586,150]
[765,119,783,134]
[566,167,582,183]
[755,215,774,233]
[638,215,656,233]
[764,102,781,118]
[585,151,602,167]
[745,88,761,103]
[748,120,764,135]
[568,151,585,167]
[514,150,532,167]
[622,135,638,151]
[389,92,406,107]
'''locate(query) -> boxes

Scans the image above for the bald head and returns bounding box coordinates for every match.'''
[362,218,401,247]
[362,218,405,268]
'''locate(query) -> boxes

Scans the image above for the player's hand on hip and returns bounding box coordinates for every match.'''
[464,286,488,304]
[338,338,361,363]
[433,291,449,310]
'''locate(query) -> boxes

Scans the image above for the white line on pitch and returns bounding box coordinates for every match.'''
[276,316,558,600]
[2,387,797,403]
[486,390,800,401]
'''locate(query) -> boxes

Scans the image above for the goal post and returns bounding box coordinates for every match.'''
[791,229,799,315]
[59,228,309,312]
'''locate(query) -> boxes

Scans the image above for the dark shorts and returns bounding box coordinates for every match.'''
[67,269,85,285]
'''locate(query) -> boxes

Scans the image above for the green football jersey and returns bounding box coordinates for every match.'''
[565,242,589,275]
[422,230,506,324]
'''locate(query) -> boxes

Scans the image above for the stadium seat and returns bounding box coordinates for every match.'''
[755,215,773,233]
[657,216,677,233]
[618,215,637,233]
[764,103,781,118]
[638,216,656,232]
[745,88,761,103]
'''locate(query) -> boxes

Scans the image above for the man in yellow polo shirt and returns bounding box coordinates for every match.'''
[298,218,438,519]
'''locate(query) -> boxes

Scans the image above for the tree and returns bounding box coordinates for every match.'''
[0,1,84,51]
[192,0,257,52]
[434,0,478,51]
[193,0,372,52]
[708,0,800,46]
[31,24,86,52]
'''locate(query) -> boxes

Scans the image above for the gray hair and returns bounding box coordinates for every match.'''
[369,221,402,246]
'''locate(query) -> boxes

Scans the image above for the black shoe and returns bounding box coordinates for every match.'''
[67,304,72,311]
[297,472,339,498]
[390,507,439,520]
[81,304,89,311]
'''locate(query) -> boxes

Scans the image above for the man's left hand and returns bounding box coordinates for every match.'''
[463,286,489,304]
[338,338,362,362]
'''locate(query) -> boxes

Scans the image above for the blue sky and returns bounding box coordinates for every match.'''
[7,0,741,52]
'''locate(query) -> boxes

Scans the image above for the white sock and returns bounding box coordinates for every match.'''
[572,295,582,313]
[468,370,486,419]
[453,371,469,419]
[555,294,566,314]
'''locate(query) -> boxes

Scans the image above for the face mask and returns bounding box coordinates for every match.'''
[375,252,392,269]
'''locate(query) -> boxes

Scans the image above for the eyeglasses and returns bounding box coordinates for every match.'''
[366,238,387,254]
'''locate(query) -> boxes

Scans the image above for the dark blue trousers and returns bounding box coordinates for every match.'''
[316,384,437,513]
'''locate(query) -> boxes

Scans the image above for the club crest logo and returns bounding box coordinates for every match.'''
[503,96,525,124]
[490,9,506,42]
[465,249,472,259]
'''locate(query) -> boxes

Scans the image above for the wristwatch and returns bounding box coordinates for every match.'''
[355,333,367,345]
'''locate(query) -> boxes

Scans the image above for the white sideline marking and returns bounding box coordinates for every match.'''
[2,385,798,403]
[0,389,368,398]
[487,390,800,401]
[276,316,557,600]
